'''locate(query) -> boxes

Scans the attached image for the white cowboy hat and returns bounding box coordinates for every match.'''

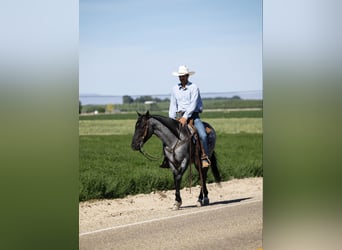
[172,65,195,76]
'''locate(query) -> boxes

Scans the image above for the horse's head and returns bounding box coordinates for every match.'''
[131,111,153,151]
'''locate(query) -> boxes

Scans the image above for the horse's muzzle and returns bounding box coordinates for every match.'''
[131,142,141,151]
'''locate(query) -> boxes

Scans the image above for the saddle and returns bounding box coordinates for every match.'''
[175,111,212,134]
[160,114,212,169]
[187,118,212,134]
[178,117,212,167]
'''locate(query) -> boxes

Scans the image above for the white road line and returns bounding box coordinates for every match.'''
[79,198,261,237]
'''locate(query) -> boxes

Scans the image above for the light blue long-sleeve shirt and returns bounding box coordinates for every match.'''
[169,81,203,119]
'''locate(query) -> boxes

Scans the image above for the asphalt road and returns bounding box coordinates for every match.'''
[80,199,262,250]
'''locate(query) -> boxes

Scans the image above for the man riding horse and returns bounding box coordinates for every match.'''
[160,65,211,169]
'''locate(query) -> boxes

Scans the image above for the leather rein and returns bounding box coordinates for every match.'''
[138,118,163,161]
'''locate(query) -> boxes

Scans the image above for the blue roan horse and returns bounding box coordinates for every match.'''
[131,111,221,210]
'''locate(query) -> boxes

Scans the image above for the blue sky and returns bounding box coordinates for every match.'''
[80,0,262,96]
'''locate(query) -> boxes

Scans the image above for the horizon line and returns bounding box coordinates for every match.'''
[79,89,263,97]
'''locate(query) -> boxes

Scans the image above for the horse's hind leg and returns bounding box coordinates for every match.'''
[197,167,209,206]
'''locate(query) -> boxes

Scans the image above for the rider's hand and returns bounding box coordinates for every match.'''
[179,117,187,126]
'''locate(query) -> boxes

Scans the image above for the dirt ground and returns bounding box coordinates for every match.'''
[79,177,263,235]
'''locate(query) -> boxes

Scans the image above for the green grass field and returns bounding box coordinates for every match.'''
[79,109,263,120]
[79,118,262,135]
[79,133,262,201]
[79,109,262,201]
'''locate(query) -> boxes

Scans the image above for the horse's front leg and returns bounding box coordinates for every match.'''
[173,172,182,210]
[172,160,188,210]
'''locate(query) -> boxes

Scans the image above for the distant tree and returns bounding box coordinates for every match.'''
[231,95,241,100]
[135,95,153,103]
[123,95,134,104]
[84,105,106,113]
[79,100,82,114]
[96,106,106,113]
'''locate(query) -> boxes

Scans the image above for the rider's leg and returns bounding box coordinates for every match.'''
[193,117,211,167]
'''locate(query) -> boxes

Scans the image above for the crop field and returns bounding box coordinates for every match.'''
[79,110,263,201]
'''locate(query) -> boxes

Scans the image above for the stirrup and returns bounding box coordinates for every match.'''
[201,155,211,168]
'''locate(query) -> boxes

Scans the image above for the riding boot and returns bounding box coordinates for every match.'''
[200,142,211,168]
[201,154,211,168]
[159,156,170,168]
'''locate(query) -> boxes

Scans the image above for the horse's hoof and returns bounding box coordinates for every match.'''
[172,201,182,210]
[197,198,209,207]
[196,199,202,207]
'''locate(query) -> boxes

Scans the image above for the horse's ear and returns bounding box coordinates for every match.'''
[136,111,142,117]
[146,110,150,116]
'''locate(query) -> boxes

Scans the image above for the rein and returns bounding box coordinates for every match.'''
[138,118,162,161]
[139,147,163,161]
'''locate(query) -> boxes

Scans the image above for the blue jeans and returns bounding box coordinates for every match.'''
[192,115,209,156]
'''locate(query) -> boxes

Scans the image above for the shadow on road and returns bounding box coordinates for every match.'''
[181,197,253,209]
[210,197,253,206]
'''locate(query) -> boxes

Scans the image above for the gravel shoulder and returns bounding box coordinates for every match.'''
[79,177,263,235]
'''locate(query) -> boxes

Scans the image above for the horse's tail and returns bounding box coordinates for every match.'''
[210,151,221,183]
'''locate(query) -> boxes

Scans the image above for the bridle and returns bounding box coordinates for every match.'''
[138,117,163,161]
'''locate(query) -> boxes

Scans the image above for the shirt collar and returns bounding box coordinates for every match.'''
[178,81,192,90]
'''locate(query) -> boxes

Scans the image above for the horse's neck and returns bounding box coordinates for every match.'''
[150,118,179,147]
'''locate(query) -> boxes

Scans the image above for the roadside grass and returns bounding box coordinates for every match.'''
[79,133,262,201]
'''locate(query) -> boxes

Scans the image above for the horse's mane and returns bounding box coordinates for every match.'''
[151,115,181,139]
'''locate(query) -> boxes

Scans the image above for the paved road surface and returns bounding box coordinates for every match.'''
[80,198,262,250]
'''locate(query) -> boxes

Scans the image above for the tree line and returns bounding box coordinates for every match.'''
[79,95,246,114]
[122,95,241,104]
[122,95,170,104]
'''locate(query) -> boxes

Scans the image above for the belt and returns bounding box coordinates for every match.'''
[176,111,199,119]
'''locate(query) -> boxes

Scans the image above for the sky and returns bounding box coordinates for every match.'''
[79,0,262,96]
